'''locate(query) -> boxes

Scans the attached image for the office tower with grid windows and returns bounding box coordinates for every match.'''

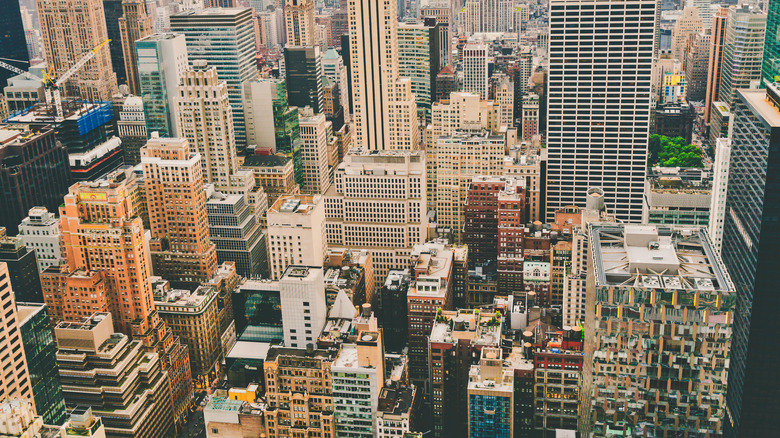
[119,0,152,94]
[285,0,316,46]
[136,33,189,138]
[170,8,257,149]
[546,0,658,222]
[718,7,766,106]
[0,262,34,407]
[279,265,327,349]
[705,6,728,124]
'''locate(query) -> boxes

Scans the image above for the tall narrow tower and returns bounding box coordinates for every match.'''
[119,0,153,94]
[142,136,218,285]
[36,0,118,100]
[177,62,239,187]
[285,0,316,46]
[546,0,658,222]
[348,0,418,150]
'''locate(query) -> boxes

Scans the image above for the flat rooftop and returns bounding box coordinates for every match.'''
[740,87,780,127]
[589,224,732,292]
[154,285,215,309]
[269,195,320,214]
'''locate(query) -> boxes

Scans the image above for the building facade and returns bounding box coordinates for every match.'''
[267,195,327,280]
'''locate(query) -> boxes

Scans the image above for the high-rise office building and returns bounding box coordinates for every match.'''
[0,125,71,236]
[54,313,175,437]
[285,0,316,46]
[36,0,118,100]
[708,138,731,253]
[685,32,711,102]
[267,195,327,280]
[284,46,324,113]
[153,281,222,386]
[279,265,328,349]
[170,7,258,149]
[0,228,43,303]
[763,0,780,84]
[0,0,29,90]
[721,84,780,437]
[206,187,267,279]
[116,94,148,165]
[0,263,34,405]
[718,7,766,106]
[324,149,427,285]
[119,0,152,94]
[18,207,63,273]
[104,0,127,85]
[495,75,514,128]
[398,22,441,124]
[348,0,418,150]
[332,331,385,437]
[142,136,218,284]
[136,33,188,138]
[670,6,703,62]
[177,62,239,188]
[705,6,728,124]
[462,43,489,99]
[435,131,505,243]
[462,0,517,34]
[16,302,66,426]
[582,224,733,436]
[546,0,658,222]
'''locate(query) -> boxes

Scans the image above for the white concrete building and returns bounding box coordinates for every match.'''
[546,0,658,222]
[267,195,327,280]
[18,207,62,273]
[324,149,427,285]
[709,138,731,253]
[462,43,489,99]
[279,265,327,349]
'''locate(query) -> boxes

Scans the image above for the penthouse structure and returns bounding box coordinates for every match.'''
[582,224,734,436]
[642,167,712,227]
[324,150,427,285]
[54,313,174,437]
[18,207,63,273]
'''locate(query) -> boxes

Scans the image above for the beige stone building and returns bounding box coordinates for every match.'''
[36,0,118,100]
[263,347,337,438]
[0,263,33,406]
[299,110,333,195]
[241,154,300,208]
[118,0,152,94]
[142,136,218,284]
[285,0,316,46]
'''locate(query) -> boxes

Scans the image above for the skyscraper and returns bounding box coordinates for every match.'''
[267,195,326,280]
[16,302,66,426]
[546,0,658,222]
[0,0,30,90]
[142,136,218,285]
[0,262,34,405]
[285,0,316,46]
[348,0,419,150]
[398,21,441,125]
[170,7,258,149]
[763,0,780,84]
[36,0,118,100]
[177,62,239,188]
[119,0,152,94]
[284,46,324,113]
[136,33,189,138]
[718,7,766,106]
[721,83,780,437]
[705,6,728,124]
[461,43,489,99]
[298,110,333,194]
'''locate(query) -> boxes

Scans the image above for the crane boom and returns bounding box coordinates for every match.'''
[55,39,110,87]
[0,60,42,83]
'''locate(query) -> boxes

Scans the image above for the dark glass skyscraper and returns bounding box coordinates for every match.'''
[284,46,324,113]
[0,0,30,90]
[722,83,780,437]
[103,0,127,86]
[763,0,780,84]
[17,302,66,425]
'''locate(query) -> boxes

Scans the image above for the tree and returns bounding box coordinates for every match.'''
[647,134,703,168]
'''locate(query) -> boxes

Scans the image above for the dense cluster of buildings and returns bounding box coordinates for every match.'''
[0,0,779,436]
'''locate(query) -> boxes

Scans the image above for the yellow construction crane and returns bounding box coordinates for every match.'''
[0,39,110,120]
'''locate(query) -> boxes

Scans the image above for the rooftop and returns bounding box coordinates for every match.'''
[269,195,320,215]
[206,397,244,413]
[589,223,732,292]
[226,341,272,361]
[153,284,216,309]
[377,386,415,416]
[741,86,780,127]
[429,309,502,347]
[242,154,290,168]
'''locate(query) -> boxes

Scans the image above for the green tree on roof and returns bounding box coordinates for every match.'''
[648,134,703,168]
